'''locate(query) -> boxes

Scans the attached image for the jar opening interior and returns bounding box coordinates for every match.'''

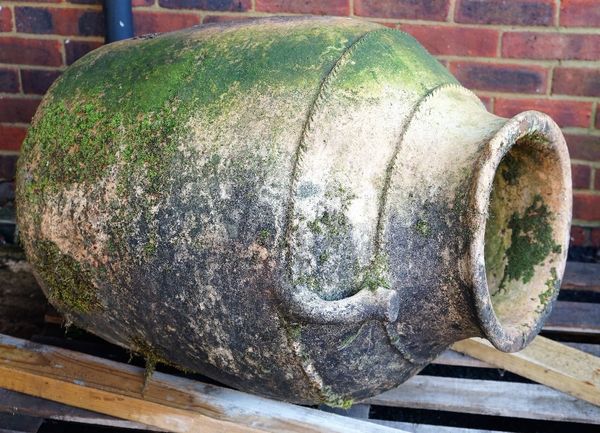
[483,130,567,333]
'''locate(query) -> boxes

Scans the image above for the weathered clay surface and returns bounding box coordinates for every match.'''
[16,16,572,406]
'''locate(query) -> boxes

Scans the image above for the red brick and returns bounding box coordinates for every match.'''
[67,0,151,5]
[502,32,600,61]
[591,228,600,247]
[596,110,600,130]
[355,0,450,21]
[570,226,587,246]
[552,67,600,98]
[133,11,200,35]
[560,0,600,27]
[15,6,53,34]
[16,6,104,37]
[65,39,102,65]
[0,68,19,93]
[449,61,547,94]
[572,164,591,189]
[0,6,13,32]
[158,0,250,11]
[256,0,349,15]
[400,24,498,57]
[477,95,493,112]
[21,69,61,94]
[456,0,554,26]
[0,37,62,66]
[564,134,600,161]
[495,98,592,128]
[0,125,28,152]
[0,97,41,123]
[573,193,600,221]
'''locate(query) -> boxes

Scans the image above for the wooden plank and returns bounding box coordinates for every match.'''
[0,367,253,433]
[363,375,600,424]
[562,261,600,293]
[43,312,64,325]
[433,342,600,368]
[451,336,600,407]
[0,414,42,433]
[562,342,600,358]
[0,430,36,433]
[0,334,401,433]
[0,389,163,431]
[433,350,490,368]
[319,403,370,419]
[544,301,600,335]
[370,419,510,433]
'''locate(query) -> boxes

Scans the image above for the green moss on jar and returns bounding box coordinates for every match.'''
[356,254,391,292]
[503,195,561,285]
[34,241,102,313]
[19,100,121,200]
[414,219,430,236]
[539,267,559,307]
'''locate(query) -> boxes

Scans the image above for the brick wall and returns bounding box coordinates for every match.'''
[0,0,599,252]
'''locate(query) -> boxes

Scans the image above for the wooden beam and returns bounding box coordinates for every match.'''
[544,301,600,335]
[451,336,600,407]
[0,414,43,433]
[0,334,401,433]
[433,350,490,368]
[562,261,600,293]
[433,342,600,369]
[370,419,511,433]
[0,388,164,431]
[0,366,254,433]
[364,375,600,424]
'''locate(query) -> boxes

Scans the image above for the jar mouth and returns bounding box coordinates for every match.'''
[469,110,572,352]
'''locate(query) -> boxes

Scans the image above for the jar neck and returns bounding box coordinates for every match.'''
[468,110,571,352]
[381,85,571,361]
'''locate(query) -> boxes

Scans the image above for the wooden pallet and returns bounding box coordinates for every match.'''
[0,260,599,432]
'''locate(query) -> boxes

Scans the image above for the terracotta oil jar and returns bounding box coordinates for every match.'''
[17,17,571,406]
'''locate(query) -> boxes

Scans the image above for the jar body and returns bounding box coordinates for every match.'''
[16,17,571,405]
